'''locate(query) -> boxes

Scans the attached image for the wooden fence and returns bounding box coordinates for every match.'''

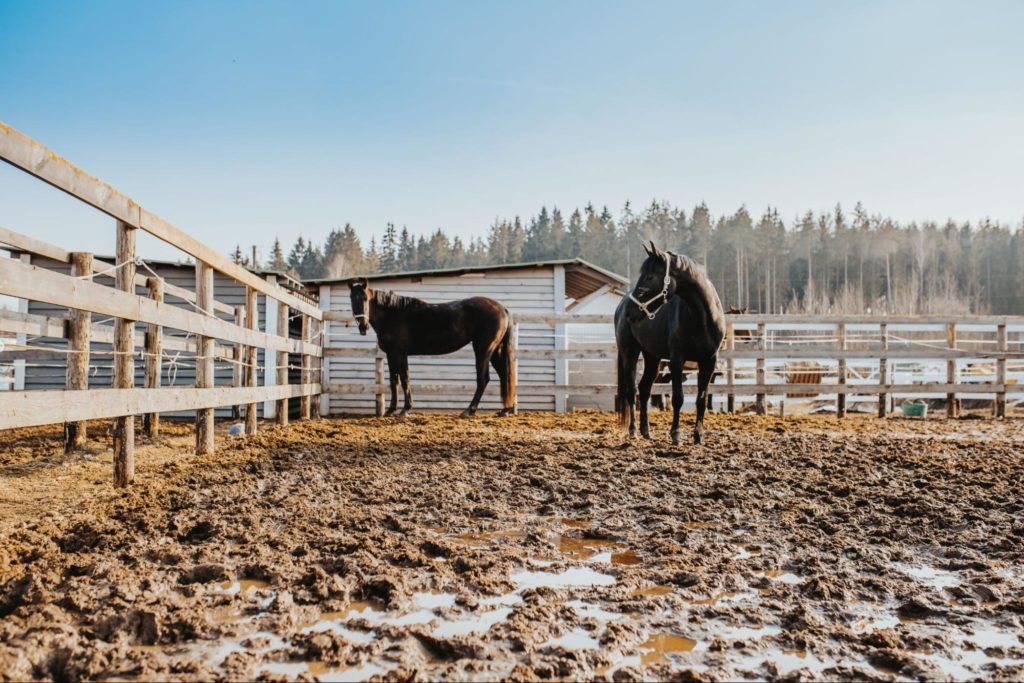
[323,311,1024,418]
[0,122,323,486]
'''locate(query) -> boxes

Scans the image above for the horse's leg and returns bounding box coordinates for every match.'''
[619,350,640,437]
[669,355,685,446]
[693,356,715,445]
[637,353,660,439]
[385,353,400,416]
[397,355,413,415]
[462,341,491,418]
[489,347,510,417]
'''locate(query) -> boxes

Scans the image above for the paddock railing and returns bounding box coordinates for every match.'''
[0,122,323,486]
[322,311,1024,418]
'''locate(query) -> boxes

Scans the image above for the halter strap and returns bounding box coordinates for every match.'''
[628,253,672,320]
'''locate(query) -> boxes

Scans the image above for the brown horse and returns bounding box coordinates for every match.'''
[349,278,516,417]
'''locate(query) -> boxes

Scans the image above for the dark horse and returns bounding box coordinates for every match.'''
[349,278,517,417]
[615,242,725,445]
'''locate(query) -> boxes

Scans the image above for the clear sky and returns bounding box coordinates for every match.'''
[1,0,1022,262]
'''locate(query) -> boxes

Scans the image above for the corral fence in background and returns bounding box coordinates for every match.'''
[0,122,323,486]
[323,311,1024,418]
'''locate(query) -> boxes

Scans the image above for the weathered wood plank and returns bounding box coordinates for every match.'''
[0,384,320,430]
[0,224,236,316]
[0,257,318,355]
[325,382,1020,397]
[244,286,258,435]
[195,262,215,455]
[996,324,1007,418]
[300,315,311,419]
[63,251,91,452]
[143,277,163,438]
[276,303,289,425]
[112,221,136,488]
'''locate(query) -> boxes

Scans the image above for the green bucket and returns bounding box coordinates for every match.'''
[901,402,928,418]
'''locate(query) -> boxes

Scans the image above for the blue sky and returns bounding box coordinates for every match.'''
[1,0,1022,261]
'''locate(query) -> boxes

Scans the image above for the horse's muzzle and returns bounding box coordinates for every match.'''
[358,323,369,336]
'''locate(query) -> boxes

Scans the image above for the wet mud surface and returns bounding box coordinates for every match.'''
[1,412,1023,681]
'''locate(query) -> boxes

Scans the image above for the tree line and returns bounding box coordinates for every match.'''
[231,201,1024,314]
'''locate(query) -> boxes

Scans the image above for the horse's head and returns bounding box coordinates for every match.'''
[349,277,371,335]
[627,241,676,322]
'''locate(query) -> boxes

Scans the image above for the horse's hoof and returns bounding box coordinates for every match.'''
[671,430,681,446]
[496,408,514,417]
[460,409,476,419]
[384,409,396,417]
[640,428,651,440]
[693,431,702,445]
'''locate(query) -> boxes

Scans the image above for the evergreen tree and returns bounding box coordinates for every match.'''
[380,223,398,272]
[269,237,288,271]
[287,237,307,275]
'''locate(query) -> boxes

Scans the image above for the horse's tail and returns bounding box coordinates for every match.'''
[615,353,629,429]
[501,313,517,413]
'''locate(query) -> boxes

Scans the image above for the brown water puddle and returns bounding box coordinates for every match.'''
[639,633,698,665]
[558,536,640,566]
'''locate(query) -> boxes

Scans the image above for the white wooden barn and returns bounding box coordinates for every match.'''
[312,260,626,414]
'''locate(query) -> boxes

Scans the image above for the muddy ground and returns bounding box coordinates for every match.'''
[1,411,1022,681]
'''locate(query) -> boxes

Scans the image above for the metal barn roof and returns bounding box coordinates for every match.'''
[309,259,627,301]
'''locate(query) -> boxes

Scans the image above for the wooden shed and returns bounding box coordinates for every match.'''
[312,260,626,414]
[7,250,314,419]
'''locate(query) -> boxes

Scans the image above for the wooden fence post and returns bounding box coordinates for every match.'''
[878,323,888,418]
[946,323,959,418]
[112,221,136,487]
[232,304,245,421]
[300,314,312,419]
[195,262,215,454]
[64,251,92,452]
[143,276,163,439]
[755,322,766,414]
[726,323,735,413]
[995,323,1007,418]
[375,356,385,417]
[313,317,323,418]
[276,303,290,425]
[837,323,847,418]
[244,286,258,434]
[511,321,519,414]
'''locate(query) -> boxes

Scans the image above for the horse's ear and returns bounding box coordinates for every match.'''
[648,240,663,258]
[641,240,653,256]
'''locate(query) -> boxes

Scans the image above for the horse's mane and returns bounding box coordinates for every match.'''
[664,251,725,320]
[371,290,428,311]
